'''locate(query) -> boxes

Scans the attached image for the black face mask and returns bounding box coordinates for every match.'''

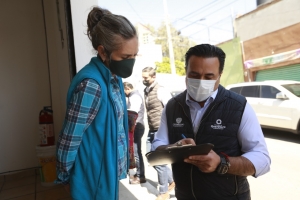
[109,59,135,78]
[143,80,151,87]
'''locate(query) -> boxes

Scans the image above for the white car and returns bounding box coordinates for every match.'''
[226,80,300,134]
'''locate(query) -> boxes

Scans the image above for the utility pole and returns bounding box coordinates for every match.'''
[163,0,176,75]
[199,18,210,44]
[205,20,210,43]
[231,7,236,38]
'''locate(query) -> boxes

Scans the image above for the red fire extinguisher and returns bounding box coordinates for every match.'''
[39,106,55,146]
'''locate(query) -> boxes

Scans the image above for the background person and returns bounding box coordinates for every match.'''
[152,44,271,200]
[142,67,175,200]
[55,6,138,200]
[123,82,147,184]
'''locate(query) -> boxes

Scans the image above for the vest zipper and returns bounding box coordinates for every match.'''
[177,97,229,199]
[190,166,197,200]
[177,102,194,130]
[194,98,239,196]
[177,101,197,198]
[234,175,238,195]
[180,97,226,199]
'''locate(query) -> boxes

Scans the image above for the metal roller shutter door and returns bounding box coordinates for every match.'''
[256,64,300,81]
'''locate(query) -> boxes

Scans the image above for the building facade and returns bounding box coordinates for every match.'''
[235,0,300,82]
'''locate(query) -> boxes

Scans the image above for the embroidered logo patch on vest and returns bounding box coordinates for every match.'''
[173,117,184,127]
[211,119,226,130]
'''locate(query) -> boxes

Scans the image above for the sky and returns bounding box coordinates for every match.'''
[98,0,257,45]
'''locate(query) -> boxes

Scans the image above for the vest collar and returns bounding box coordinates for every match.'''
[91,56,115,83]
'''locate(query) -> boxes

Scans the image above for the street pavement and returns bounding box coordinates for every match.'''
[118,111,300,200]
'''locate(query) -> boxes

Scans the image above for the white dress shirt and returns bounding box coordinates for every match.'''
[127,90,145,125]
[152,89,271,178]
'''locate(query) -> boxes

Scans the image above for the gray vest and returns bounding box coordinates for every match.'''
[144,83,164,131]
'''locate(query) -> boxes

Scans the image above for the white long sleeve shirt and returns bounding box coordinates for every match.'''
[152,89,271,178]
[127,90,145,125]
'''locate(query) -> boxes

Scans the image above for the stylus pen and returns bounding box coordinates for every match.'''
[181,134,186,139]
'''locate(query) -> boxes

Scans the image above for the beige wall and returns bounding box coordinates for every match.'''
[42,0,71,140]
[0,0,51,172]
[0,0,71,173]
[0,0,99,174]
[236,0,300,41]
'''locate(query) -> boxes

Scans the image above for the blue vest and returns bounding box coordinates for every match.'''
[67,57,129,200]
[166,86,250,200]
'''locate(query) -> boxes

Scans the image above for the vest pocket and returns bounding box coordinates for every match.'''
[215,174,237,196]
[193,172,238,198]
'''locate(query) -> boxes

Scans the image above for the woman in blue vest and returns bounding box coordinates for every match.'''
[55,6,138,200]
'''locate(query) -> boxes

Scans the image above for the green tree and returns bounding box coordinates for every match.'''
[137,22,194,76]
[156,57,186,76]
[155,22,196,62]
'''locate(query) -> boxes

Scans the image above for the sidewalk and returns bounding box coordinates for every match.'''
[119,123,177,200]
[119,167,176,200]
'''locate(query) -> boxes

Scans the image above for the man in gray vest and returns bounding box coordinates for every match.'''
[142,67,175,200]
[152,44,271,200]
[123,82,146,184]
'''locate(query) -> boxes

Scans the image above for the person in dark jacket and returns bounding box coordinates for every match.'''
[152,44,271,200]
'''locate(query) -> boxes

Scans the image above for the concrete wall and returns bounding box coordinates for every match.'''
[70,0,98,72]
[236,0,300,41]
[218,38,245,86]
[242,23,300,61]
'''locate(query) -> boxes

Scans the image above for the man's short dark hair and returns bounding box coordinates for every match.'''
[185,44,226,73]
[123,82,133,89]
[142,67,156,77]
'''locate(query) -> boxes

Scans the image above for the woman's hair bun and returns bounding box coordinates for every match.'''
[86,6,136,51]
[87,7,111,34]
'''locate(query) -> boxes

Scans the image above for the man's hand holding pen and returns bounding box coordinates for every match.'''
[173,134,196,147]
[178,134,220,173]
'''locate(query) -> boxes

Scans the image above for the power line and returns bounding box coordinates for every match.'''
[178,18,206,31]
[190,35,221,44]
[180,17,233,33]
[172,0,219,24]
[200,0,239,18]
[125,0,145,23]
[187,15,232,37]
[140,0,162,16]
[176,0,238,31]
[188,25,232,38]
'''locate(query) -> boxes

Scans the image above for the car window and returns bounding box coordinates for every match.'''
[261,86,280,99]
[229,87,242,94]
[240,86,259,97]
[282,84,300,97]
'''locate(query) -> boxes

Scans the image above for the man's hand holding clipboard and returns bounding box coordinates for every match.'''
[146,134,216,172]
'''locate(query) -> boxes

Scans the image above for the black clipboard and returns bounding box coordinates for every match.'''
[145,143,214,166]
